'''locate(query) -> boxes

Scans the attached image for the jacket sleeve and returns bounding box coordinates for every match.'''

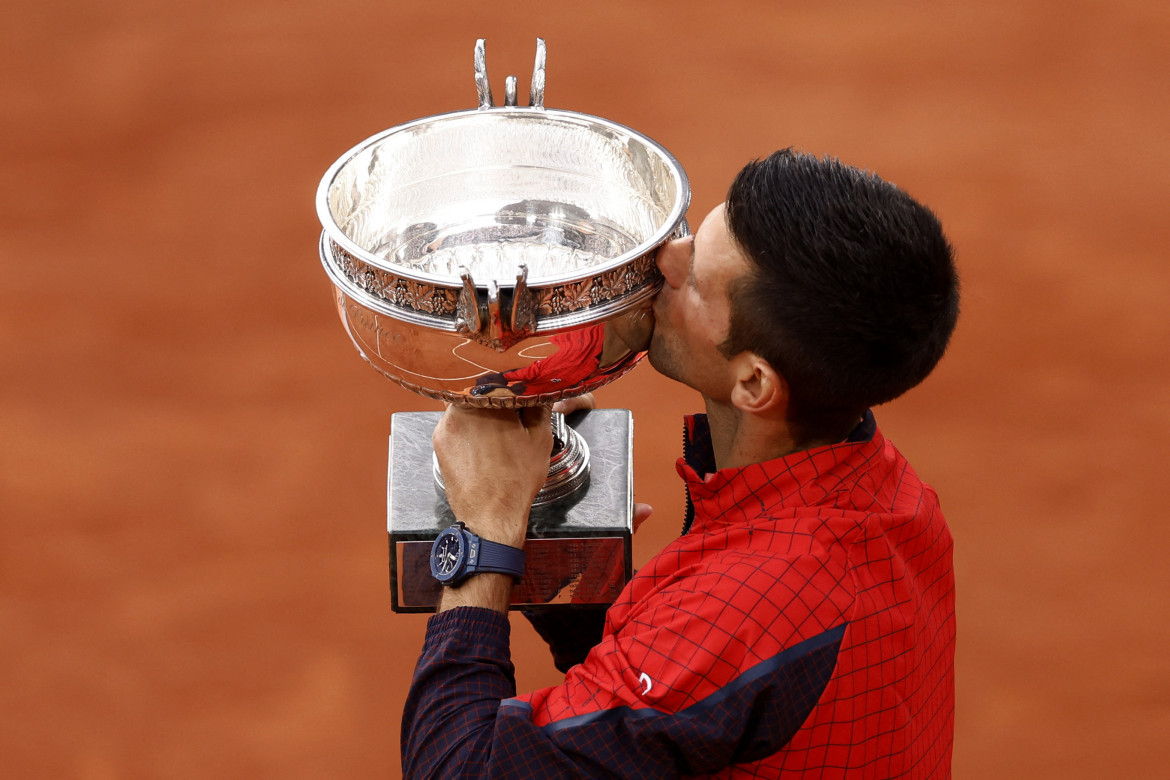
[402,576,845,779]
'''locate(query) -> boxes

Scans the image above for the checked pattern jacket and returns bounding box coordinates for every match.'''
[402,412,956,778]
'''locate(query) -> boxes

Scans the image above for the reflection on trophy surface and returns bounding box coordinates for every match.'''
[316,39,690,611]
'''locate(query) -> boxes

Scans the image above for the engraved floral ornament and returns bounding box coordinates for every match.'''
[332,239,658,323]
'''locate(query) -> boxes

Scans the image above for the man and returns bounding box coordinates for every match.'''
[402,149,960,778]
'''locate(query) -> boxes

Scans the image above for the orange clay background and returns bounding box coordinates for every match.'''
[2,1,1168,777]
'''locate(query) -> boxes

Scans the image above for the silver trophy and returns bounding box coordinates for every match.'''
[316,39,690,611]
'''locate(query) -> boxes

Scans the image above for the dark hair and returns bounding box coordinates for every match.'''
[722,149,959,445]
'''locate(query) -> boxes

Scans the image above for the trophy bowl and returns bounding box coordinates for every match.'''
[316,40,690,408]
[316,39,689,611]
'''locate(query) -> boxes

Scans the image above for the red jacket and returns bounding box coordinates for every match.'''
[403,412,956,778]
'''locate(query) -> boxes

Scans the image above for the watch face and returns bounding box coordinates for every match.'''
[430,528,464,582]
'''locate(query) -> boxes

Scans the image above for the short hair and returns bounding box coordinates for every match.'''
[722,149,959,445]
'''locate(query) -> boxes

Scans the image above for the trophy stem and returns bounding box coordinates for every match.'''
[539,412,590,506]
[431,411,590,508]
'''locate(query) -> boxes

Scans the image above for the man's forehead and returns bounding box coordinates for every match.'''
[697,202,727,234]
[694,202,748,280]
[693,203,726,258]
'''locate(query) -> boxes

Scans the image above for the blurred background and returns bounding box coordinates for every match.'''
[3,0,1167,777]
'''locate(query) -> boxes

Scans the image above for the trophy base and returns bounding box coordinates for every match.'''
[387,409,633,613]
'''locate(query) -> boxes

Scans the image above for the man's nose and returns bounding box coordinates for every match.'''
[656,236,691,289]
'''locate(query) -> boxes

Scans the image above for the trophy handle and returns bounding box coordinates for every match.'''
[474,37,547,110]
[455,264,538,351]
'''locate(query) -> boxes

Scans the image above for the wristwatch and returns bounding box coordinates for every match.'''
[429,522,526,586]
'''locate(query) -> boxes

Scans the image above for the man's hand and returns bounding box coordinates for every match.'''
[432,404,554,550]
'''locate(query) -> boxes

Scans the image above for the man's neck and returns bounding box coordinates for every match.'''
[702,397,804,471]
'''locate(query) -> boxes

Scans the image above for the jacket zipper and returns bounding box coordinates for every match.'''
[681,420,696,536]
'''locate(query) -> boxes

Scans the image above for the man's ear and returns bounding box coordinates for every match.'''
[729,352,788,416]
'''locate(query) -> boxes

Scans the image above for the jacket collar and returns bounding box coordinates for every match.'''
[678,410,880,534]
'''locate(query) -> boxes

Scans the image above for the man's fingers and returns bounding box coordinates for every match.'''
[633,502,653,533]
[552,393,596,415]
[519,404,554,436]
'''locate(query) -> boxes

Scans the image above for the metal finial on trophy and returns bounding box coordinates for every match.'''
[474,39,493,108]
[530,38,546,108]
[474,38,548,110]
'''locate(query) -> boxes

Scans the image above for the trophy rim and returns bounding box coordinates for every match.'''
[314,105,691,289]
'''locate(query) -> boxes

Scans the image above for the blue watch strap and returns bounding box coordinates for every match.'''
[472,536,526,581]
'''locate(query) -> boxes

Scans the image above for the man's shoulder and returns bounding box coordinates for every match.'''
[615,524,857,632]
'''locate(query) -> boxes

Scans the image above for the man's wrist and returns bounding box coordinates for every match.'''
[437,572,514,614]
[458,515,529,551]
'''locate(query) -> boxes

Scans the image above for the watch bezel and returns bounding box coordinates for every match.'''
[429,524,468,584]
